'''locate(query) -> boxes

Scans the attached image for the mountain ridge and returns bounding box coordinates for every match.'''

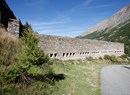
[79,4,130,56]
[80,4,130,37]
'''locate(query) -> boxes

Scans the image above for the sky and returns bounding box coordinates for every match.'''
[6,0,130,37]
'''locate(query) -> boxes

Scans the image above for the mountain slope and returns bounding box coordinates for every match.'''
[81,19,130,55]
[80,4,130,37]
[79,4,130,56]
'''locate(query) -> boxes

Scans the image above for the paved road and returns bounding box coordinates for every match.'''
[101,65,130,95]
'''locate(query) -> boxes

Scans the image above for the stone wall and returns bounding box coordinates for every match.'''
[7,19,20,37]
[0,0,22,38]
[0,0,16,28]
[39,35,124,60]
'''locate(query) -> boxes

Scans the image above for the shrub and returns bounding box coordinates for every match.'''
[104,55,111,60]
[104,55,118,63]
[86,56,93,61]
[0,28,23,94]
[119,54,128,59]
[0,28,22,82]
[98,57,103,60]
[109,55,118,63]
[0,28,21,66]
[19,22,51,82]
[0,23,54,95]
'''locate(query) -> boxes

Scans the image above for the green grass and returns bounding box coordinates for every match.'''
[0,26,129,95]
[0,27,53,95]
[50,59,125,95]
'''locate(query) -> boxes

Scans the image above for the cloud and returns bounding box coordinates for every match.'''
[33,25,65,30]
[30,14,88,37]
[36,27,85,37]
[25,0,48,7]
[32,14,71,26]
[84,0,94,6]
[33,20,87,37]
[30,14,83,37]
[71,0,94,12]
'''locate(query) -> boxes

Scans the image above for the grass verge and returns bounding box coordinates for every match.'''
[50,59,128,95]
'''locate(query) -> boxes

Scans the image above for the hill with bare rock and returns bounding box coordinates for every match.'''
[80,4,130,37]
[79,4,130,56]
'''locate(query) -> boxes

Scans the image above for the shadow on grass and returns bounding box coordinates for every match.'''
[31,73,65,85]
[0,73,65,95]
[15,73,65,85]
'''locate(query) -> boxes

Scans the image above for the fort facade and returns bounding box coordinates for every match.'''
[0,0,22,37]
[39,35,124,60]
[0,0,125,60]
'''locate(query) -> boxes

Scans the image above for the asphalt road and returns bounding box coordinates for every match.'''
[101,65,130,95]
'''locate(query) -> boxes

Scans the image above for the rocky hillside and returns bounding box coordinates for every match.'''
[81,20,130,55]
[80,4,130,37]
[79,4,130,56]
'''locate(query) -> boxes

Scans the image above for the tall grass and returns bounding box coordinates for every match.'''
[0,26,55,95]
[0,28,21,66]
[0,28,23,94]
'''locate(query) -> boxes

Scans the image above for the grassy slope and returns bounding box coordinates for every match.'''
[50,59,124,95]
[0,28,21,66]
[0,28,129,95]
[0,28,53,95]
[80,20,130,56]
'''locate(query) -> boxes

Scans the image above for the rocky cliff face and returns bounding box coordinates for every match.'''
[80,4,130,36]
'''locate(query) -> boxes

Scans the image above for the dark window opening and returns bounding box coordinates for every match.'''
[50,54,53,57]
[63,53,65,57]
[66,53,69,57]
[54,53,57,57]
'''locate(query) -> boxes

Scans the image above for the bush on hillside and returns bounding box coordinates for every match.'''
[86,56,93,61]
[0,23,55,95]
[119,54,128,59]
[104,55,111,60]
[0,28,23,94]
[0,28,21,66]
[109,55,118,63]
[0,28,22,81]
[17,22,52,82]
[98,57,103,60]
[104,55,120,63]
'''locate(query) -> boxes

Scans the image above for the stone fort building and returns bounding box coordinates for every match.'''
[0,0,23,37]
[1,0,124,60]
[39,35,124,60]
